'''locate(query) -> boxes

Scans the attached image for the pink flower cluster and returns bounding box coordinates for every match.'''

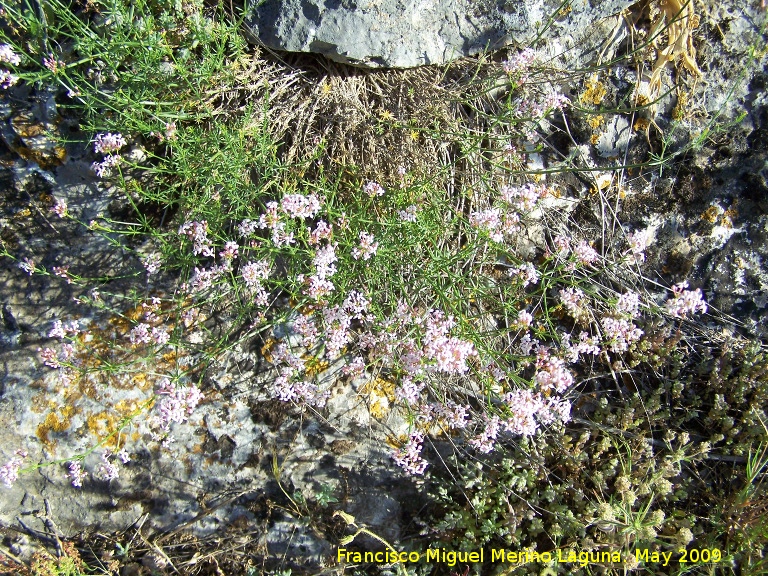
[241,259,271,305]
[251,202,295,247]
[508,262,539,288]
[341,355,366,378]
[616,291,641,317]
[626,229,652,263]
[666,281,707,318]
[363,181,385,197]
[129,323,169,346]
[352,231,378,261]
[91,154,120,178]
[142,252,163,275]
[187,264,228,295]
[51,199,68,218]
[0,45,20,89]
[0,44,21,66]
[0,70,18,89]
[574,241,600,266]
[0,450,26,488]
[560,287,584,317]
[601,317,643,353]
[469,208,503,242]
[96,450,120,481]
[49,319,80,339]
[270,343,329,407]
[154,378,204,431]
[469,415,501,453]
[423,310,477,374]
[502,48,535,80]
[469,184,547,242]
[513,309,534,330]
[534,348,574,394]
[281,193,321,219]
[309,220,332,245]
[68,461,87,488]
[500,183,546,213]
[561,331,600,362]
[293,313,319,348]
[178,220,213,257]
[94,132,127,155]
[398,205,418,222]
[391,431,428,475]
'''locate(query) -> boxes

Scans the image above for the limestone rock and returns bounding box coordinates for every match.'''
[244,0,635,68]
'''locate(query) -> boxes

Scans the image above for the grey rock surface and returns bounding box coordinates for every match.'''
[244,0,635,68]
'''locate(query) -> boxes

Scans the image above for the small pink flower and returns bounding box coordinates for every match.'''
[514,310,534,330]
[220,241,239,260]
[18,258,35,275]
[0,451,26,488]
[51,199,68,218]
[574,241,599,266]
[142,253,162,275]
[666,282,707,318]
[94,132,126,155]
[363,181,385,197]
[39,347,61,368]
[352,231,378,261]
[391,431,428,475]
[68,461,87,488]
[0,44,21,66]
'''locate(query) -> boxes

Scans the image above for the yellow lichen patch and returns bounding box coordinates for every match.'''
[701,206,719,223]
[720,208,737,229]
[587,115,604,129]
[580,74,607,106]
[260,337,277,362]
[31,393,54,414]
[37,407,75,447]
[86,412,122,448]
[590,133,601,145]
[369,397,389,420]
[302,355,329,378]
[633,117,651,132]
[386,434,409,450]
[131,373,153,391]
[115,399,143,417]
[361,376,397,402]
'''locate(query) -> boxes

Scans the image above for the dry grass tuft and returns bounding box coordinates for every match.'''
[201,48,557,198]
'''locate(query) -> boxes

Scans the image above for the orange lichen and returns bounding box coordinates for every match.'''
[302,355,329,377]
[580,74,607,106]
[701,206,719,223]
[633,117,651,132]
[587,115,604,129]
[86,412,122,448]
[37,407,75,447]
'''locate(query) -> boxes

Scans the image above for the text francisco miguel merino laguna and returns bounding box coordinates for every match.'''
[337,547,682,568]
